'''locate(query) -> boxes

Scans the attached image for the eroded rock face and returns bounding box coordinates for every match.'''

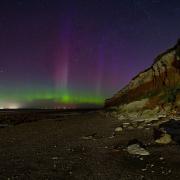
[105,40,180,117]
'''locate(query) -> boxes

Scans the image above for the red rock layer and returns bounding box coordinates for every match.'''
[105,40,180,108]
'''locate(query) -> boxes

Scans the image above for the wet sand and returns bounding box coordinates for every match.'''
[0,110,180,180]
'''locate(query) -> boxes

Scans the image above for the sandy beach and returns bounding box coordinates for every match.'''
[0,110,180,180]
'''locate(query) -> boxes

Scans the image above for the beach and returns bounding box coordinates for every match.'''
[0,110,180,180]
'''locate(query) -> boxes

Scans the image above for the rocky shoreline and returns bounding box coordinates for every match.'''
[0,110,180,179]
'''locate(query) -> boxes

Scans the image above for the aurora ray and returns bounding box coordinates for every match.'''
[0,1,179,108]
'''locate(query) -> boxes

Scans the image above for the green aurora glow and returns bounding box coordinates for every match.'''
[0,88,105,106]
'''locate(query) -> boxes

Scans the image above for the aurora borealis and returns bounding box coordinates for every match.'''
[0,0,180,108]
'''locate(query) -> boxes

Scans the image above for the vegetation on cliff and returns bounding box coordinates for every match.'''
[105,39,180,117]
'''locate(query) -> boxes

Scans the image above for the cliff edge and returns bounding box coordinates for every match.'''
[105,39,180,119]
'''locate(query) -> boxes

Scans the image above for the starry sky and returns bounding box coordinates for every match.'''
[0,0,180,108]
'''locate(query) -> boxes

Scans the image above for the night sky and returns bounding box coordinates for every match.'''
[0,0,180,108]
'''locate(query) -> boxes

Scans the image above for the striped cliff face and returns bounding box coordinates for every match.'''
[105,40,180,111]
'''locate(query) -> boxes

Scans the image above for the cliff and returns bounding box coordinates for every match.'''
[105,40,180,118]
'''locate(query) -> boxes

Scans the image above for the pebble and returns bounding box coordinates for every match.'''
[168,169,172,174]
[109,136,114,139]
[114,127,123,133]
[82,136,93,140]
[141,168,147,171]
[127,126,134,130]
[52,157,58,160]
[136,119,145,123]
[160,157,164,161]
[140,175,145,179]
[127,144,150,156]
[155,134,172,144]
[123,123,130,128]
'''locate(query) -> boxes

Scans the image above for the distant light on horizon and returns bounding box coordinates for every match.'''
[8,104,20,109]
[0,102,21,110]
